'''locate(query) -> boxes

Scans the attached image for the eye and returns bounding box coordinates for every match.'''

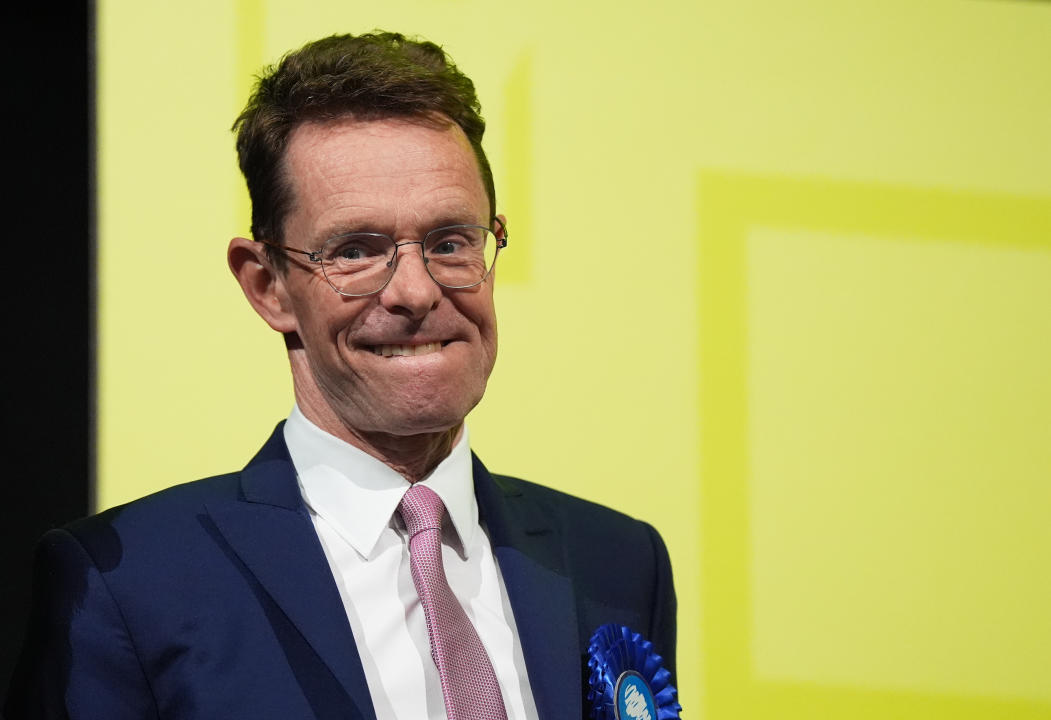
[324,234,391,263]
[426,226,485,257]
[429,232,468,255]
[432,239,461,255]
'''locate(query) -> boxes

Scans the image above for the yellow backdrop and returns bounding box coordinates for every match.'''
[97,0,1051,716]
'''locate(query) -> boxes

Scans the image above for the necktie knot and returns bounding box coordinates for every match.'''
[398,483,445,538]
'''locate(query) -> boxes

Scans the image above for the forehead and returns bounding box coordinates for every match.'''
[281,116,488,238]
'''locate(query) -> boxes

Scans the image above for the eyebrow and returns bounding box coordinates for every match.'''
[316,214,489,243]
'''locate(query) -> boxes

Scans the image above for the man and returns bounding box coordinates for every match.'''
[6,32,676,719]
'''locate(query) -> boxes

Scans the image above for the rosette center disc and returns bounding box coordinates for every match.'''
[614,671,657,720]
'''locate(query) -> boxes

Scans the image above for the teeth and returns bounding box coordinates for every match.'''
[371,342,442,357]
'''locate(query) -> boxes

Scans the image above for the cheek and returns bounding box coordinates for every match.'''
[463,283,497,327]
[463,295,498,354]
[292,278,362,328]
[292,294,369,358]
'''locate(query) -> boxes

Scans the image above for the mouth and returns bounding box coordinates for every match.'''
[368,341,445,357]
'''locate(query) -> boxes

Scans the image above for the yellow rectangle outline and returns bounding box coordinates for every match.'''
[697,171,1051,719]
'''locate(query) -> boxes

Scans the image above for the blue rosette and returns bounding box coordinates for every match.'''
[586,624,682,719]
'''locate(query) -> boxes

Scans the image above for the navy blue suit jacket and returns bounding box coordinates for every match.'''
[6,426,676,719]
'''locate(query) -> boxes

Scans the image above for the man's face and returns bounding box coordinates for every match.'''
[275,117,499,439]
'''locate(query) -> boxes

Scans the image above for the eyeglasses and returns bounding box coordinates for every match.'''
[257,219,507,297]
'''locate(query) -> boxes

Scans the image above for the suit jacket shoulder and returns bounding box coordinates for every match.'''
[6,425,375,720]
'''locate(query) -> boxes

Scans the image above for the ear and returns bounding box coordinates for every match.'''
[227,237,298,334]
[493,214,508,240]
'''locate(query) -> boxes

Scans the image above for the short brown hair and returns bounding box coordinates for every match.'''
[232,31,495,258]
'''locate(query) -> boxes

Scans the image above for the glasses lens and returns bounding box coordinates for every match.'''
[423,225,499,288]
[320,233,396,295]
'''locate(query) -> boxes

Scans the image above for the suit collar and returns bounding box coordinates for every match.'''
[237,421,303,509]
[474,454,583,720]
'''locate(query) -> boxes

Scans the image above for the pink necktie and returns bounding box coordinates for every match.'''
[398,484,508,720]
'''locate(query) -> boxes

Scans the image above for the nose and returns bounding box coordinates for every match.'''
[377,241,442,319]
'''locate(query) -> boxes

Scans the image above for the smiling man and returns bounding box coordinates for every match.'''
[6,33,676,720]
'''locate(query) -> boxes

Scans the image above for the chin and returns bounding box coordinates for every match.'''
[385,407,470,437]
[378,392,483,437]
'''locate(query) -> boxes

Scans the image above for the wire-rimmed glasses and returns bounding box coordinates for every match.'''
[256,218,507,297]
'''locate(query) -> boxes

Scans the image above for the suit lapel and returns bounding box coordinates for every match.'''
[205,428,376,720]
[474,455,582,720]
[200,430,582,720]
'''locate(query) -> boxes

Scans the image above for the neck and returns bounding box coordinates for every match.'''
[339,424,462,484]
[293,391,462,483]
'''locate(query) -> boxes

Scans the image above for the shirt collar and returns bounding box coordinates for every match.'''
[283,404,478,560]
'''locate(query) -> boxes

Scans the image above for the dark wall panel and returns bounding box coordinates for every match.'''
[1,3,93,695]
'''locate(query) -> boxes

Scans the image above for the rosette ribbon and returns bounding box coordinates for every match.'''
[586,624,682,720]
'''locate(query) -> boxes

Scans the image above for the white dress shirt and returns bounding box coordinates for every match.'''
[284,406,539,720]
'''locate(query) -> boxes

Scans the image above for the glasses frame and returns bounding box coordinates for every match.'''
[256,217,508,298]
